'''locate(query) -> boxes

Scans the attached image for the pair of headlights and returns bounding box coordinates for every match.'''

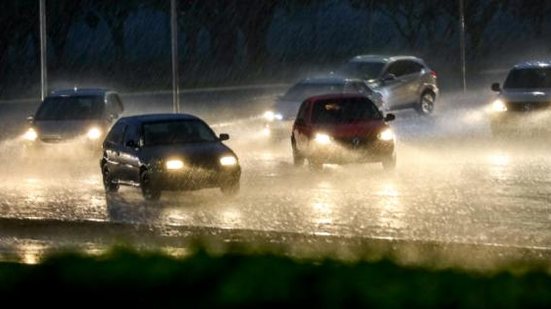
[313,128,395,145]
[23,127,102,142]
[263,111,283,122]
[165,155,238,170]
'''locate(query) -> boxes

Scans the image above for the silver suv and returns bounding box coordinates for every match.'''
[489,61,551,136]
[338,55,439,114]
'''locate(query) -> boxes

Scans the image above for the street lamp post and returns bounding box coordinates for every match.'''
[171,0,180,113]
[459,0,467,92]
[39,0,47,101]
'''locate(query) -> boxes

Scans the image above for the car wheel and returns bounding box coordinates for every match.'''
[382,154,397,170]
[308,158,323,171]
[221,180,240,196]
[102,165,119,193]
[292,140,305,166]
[417,91,435,115]
[140,170,161,201]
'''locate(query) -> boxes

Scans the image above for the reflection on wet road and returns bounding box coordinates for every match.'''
[2,99,551,252]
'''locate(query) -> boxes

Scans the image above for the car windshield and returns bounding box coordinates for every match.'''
[35,96,104,120]
[311,98,382,124]
[504,67,551,89]
[283,82,344,101]
[143,120,218,146]
[338,61,385,80]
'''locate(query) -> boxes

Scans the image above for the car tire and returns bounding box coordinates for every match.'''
[308,158,323,171]
[221,180,240,196]
[140,170,161,201]
[102,165,119,193]
[292,140,305,166]
[417,91,435,115]
[382,154,397,170]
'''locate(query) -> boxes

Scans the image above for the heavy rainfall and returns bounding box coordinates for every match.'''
[1,0,551,269]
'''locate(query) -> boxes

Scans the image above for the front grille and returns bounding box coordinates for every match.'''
[334,136,373,149]
[506,101,551,112]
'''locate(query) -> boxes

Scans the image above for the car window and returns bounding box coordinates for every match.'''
[403,61,424,75]
[311,97,382,124]
[35,95,104,121]
[105,122,126,146]
[296,102,308,121]
[504,68,551,89]
[123,124,141,146]
[386,61,408,77]
[142,120,218,146]
[338,62,385,80]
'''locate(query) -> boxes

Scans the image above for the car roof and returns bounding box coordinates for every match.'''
[48,88,114,97]
[513,61,551,69]
[119,113,202,125]
[349,54,423,64]
[299,74,363,85]
[306,93,371,103]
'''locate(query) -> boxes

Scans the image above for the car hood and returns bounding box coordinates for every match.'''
[140,142,236,168]
[33,120,101,140]
[500,89,551,102]
[314,121,389,138]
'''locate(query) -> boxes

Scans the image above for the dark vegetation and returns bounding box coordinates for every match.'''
[1,0,550,98]
[1,246,551,307]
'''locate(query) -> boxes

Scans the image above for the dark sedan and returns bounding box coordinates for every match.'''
[100,114,241,201]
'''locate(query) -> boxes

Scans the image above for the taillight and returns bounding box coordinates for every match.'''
[430,70,437,79]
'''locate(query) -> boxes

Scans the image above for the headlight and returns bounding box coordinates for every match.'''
[166,159,185,170]
[263,111,283,122]
[220,155,238,166]
[314,133,332,145]
[23,128,38,141]
[377,128,395,141]
[87,127,102,140]
[492,99,507,113]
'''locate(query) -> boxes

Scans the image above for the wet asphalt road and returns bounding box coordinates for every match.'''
[1,90,551,261]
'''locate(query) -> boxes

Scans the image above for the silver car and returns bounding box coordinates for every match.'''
[263,75,383,139]
[489,61,551,136]
[338,55,439,114]
[23,88,124,152]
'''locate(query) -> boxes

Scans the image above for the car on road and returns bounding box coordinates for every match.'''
[291,93,396,170]
[23,88,124,152]
[489,61,551,137]
[263,75,383,139]
[337,55,438,114]
[100,113,241,201]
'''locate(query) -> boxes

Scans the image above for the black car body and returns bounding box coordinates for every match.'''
[490,61,551,136]
[23,88,124,152]
[100,114,241,200]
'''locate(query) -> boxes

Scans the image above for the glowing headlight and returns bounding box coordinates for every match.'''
[23,128,38,141]
[220,155,238,166]
[87,127,102,140]
[492,99,507,113]
[377,128,395,141]
[166,160,185,170]
[263,111,283,122]
[314,133,332,145]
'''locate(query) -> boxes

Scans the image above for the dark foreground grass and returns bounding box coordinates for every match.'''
[0,247,550,307]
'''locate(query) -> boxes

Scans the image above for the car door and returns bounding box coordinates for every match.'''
[103,122,127,180]
[380,61,409,109]
[400,61,425,106]
[119,123,142,183]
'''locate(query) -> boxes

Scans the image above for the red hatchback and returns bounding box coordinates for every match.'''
[291,94,396,170]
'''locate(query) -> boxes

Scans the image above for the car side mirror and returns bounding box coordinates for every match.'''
[491,82,501,92]
[382,73,397,82]
[26,116,34,123]
[219,133,230,141]
[384,114,395,122]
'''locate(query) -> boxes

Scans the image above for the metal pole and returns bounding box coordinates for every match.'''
[39,0,47,101]
[170,0,180,113]
[368,0,374,51]
[459,0,467,92]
